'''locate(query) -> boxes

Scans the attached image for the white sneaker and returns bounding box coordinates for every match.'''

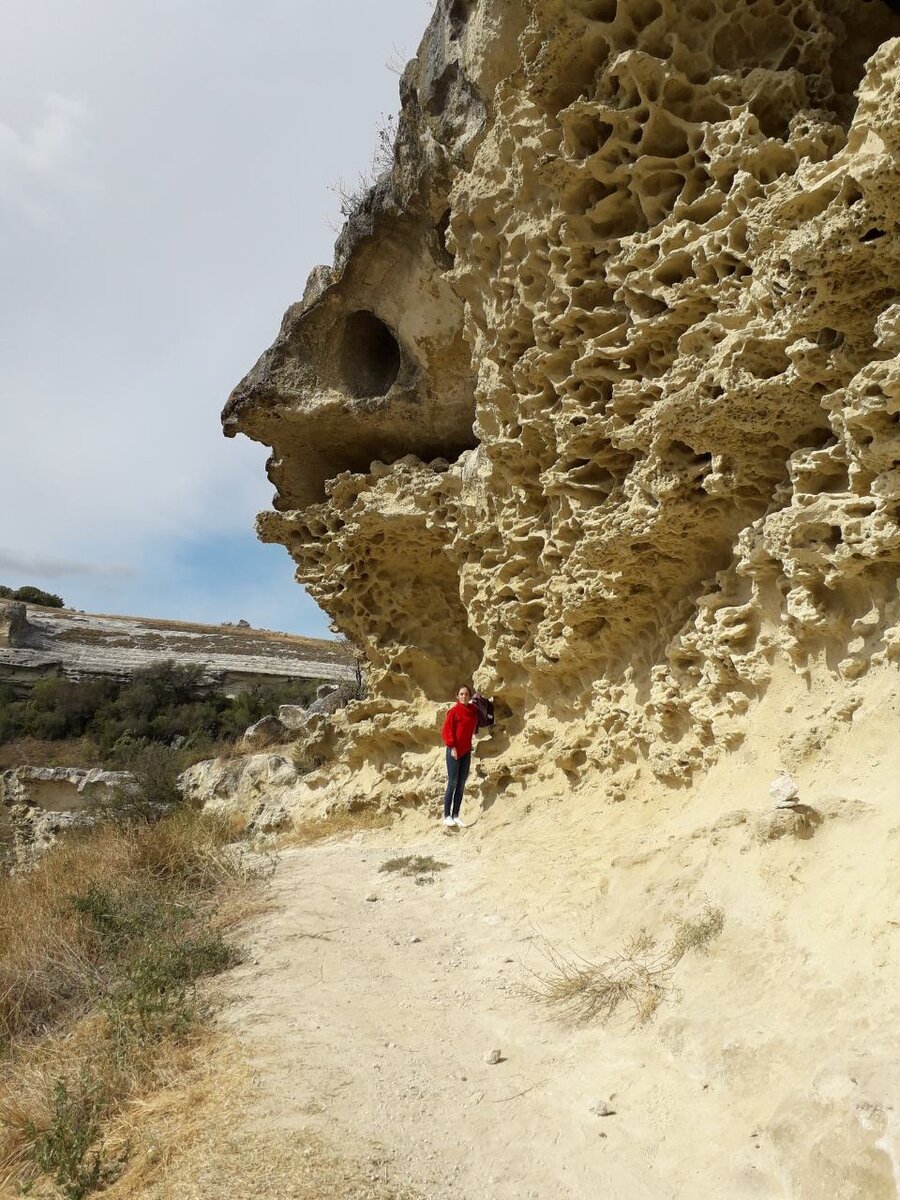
[443,816,454,827]
[451,817,462,826]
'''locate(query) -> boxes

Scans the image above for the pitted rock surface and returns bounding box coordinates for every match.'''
[0,766,138,861]
[0,765,137,812]
[180,753,304,832]
[226,1,900,810]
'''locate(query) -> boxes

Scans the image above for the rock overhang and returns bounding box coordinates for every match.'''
[224,209,479,511]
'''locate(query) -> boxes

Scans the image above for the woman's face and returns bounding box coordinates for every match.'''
[457,687,472,705]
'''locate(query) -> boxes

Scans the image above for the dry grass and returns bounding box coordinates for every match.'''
[533,932,675,1025]
[0,1023,227,1199]
[0,809,258,1197]
[533,903,725,1026]
[0,738,107,771]
[285,809,393,847]
[128,1041,422,1200]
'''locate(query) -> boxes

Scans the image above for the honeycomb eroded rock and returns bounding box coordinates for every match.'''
[225,0,900,805]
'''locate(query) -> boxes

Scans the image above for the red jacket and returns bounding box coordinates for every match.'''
[442,702,478,756]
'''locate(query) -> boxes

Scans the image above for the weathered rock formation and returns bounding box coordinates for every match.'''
[179,753,303,833]
[0,603,353,695]
[0,765,137,862]
[0,601,28,649]
[0,765,135,812]
[225,1,900,810]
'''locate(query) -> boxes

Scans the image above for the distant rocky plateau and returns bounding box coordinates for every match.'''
[0,601,353,695]
[224,0,900,814]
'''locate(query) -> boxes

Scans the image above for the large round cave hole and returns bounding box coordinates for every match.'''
[340,310,402,399]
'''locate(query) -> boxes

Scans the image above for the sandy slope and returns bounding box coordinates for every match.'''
[142,663,900,1199]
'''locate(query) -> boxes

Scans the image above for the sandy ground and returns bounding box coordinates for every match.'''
[138,663,900,1198]
[219,834,658,1200]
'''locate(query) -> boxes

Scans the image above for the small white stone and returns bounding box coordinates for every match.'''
[587,1097,616,1117]
[484,1048,502,1065]
[365,893,378,902]
[409,935,421,944]
[769,771,800,807]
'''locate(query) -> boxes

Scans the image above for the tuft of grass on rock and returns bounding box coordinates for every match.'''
[671,901,725,958]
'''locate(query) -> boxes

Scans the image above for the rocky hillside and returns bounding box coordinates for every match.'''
[224,0,900,815]
[0,602,353,695]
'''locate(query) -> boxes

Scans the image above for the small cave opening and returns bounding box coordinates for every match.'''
[436,208,454,267]
[448,0,469,36]
[829,4,900,124]
[340,311,402,399]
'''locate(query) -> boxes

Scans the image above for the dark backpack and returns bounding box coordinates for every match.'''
[472,693,494,729]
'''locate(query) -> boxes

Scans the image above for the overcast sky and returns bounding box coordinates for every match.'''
[0,0,429,636]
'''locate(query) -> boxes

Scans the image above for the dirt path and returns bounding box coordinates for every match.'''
[216,828,662,1200]
[137,690,900,1199]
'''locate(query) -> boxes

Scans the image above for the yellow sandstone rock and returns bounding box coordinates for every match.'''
[224,0,900,814]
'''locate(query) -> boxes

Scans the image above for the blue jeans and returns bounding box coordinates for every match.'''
[443,749,471,819]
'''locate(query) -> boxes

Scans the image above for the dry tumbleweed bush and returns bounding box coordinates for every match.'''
[534,904,725,1025]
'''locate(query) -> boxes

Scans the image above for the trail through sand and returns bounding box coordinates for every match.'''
[219,830,659,1200]
[138,675,900,1198]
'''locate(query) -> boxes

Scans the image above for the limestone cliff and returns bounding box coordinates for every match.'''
[225,0,900,810]
[0,604,353,696]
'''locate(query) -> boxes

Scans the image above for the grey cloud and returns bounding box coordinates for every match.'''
[0,92,95,224]
[0,549,137,580]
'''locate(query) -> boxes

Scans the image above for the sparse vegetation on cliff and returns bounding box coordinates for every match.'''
[0,585,64,608]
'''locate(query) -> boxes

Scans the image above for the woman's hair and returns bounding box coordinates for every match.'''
[456,683,472,695]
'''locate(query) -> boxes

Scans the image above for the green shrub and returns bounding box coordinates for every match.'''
[24,1071,119,1200]
[0,660,330,753]
[105,929,239,1041]
[69,883,170,958]
[0,584,64,607]
[118,740,185,812]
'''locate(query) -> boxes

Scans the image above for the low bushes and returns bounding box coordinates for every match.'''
[0,585,64,608]
[0,661,327,756]
[379,855,448,883]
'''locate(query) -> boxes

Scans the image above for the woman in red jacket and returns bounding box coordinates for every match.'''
[441,684,478,827]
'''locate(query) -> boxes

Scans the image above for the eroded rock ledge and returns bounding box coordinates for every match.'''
[226,0,900,809]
